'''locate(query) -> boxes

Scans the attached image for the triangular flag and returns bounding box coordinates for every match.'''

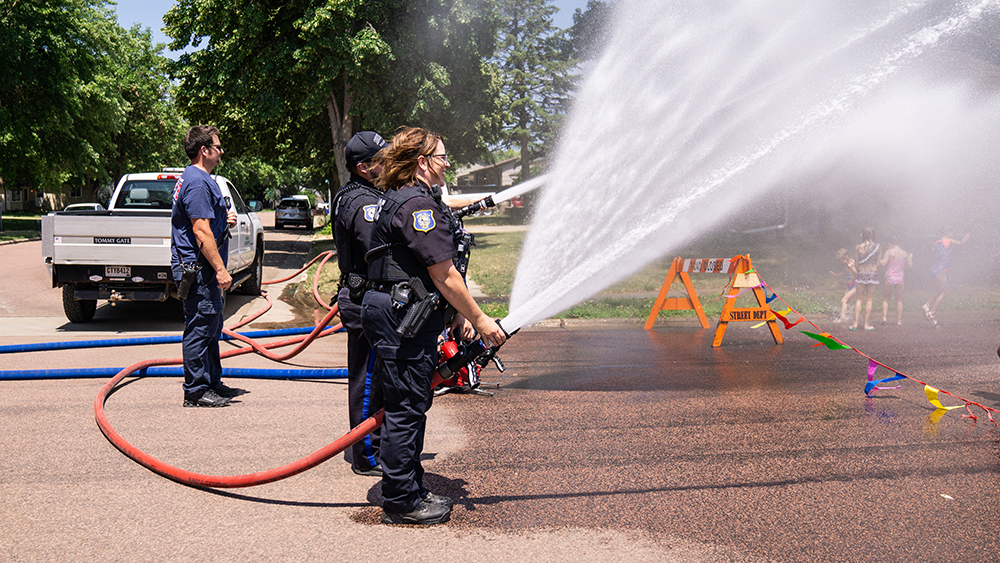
[865,359,905,395]
[924,385,963,411]
[801,331,852,350]
[773,310,804,330]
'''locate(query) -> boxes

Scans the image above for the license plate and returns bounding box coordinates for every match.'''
[105,266,131,277]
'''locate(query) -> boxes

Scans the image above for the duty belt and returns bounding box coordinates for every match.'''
[367,279,404,293]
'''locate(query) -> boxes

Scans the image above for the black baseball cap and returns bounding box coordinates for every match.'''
[345,131,387,168]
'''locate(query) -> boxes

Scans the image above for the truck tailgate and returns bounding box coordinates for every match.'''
[45,212,172,266]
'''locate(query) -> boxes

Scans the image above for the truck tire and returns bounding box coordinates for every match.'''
[62,284,97,323]
[240,245,264,296]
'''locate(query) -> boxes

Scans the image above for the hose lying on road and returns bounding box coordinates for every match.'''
[2,251,341,356]
[93,300,447,488]
[92,248,383,488]
[1,366,348,381]
[0,325,326,356]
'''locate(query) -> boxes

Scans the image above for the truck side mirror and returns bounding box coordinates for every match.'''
[247,201,263,212]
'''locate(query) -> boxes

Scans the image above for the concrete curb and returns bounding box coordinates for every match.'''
[0,236,41,246]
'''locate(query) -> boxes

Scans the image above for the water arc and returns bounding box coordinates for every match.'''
[505,0,1000,331]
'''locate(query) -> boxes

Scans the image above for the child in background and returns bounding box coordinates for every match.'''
[922,227,970,326]
[850,227,881,331]
[830,248,857,323]
[879,237,912,325]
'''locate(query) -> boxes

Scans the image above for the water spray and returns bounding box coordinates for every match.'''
[507,0,1000,330]
[452,175,549,219]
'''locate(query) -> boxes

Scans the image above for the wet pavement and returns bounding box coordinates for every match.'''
[3,227,998,561]
[408,314,1000,561]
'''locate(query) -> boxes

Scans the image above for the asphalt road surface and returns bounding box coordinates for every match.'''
[2,218,998,562]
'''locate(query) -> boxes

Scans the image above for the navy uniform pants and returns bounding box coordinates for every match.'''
[361,289,441,514]
[338,287,382,471]
[180,269,224,396]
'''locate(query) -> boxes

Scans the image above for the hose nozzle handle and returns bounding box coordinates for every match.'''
[454,195,496,219]
[496,318,518,341]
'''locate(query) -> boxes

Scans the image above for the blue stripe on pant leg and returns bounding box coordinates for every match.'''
[362,348,377,467]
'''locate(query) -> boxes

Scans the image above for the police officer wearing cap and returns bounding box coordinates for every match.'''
[334,131,387,477]
[363,127,507,525]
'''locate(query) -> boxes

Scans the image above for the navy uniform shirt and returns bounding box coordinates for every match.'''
[170,165,229,269]
[384,183,454,285]
[334,174,380,278]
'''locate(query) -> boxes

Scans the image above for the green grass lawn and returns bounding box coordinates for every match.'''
[465,222,1000,321]
[302,209,1000,322]
[0,214,42,242]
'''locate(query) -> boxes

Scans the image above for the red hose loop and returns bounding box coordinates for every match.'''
[221,302,340,361]
[95,351,444,488]
[261,250,335,285]
[313,251,338,311]
[231,247,338,329]
[93,251,372,488]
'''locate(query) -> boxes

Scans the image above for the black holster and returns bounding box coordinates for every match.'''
[395,277,440,338]
[177,261,201,300]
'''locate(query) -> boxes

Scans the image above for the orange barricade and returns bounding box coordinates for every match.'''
[644,255,782,347]
[644,257,736,330]
[712,255,781,347]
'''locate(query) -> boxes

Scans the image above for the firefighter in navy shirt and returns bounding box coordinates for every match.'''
[362,127,506,525]
[170,125,238,408]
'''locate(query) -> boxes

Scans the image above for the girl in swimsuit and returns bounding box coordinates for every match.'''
[850,227,881,331]
[879,237,912,325]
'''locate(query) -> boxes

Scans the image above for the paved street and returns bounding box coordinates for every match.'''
[1,221,998,562]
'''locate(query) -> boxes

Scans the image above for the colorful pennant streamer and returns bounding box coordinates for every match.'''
[752,277,999,427]
[865,359,904,396]
[723,284,763,299]
[772,309,804,330]
[801,331,853,350]
[923,385,963,411]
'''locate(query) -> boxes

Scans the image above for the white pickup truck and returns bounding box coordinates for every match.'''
[41,169,265,323]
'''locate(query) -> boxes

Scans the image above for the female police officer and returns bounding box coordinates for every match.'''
[362,127,506,525]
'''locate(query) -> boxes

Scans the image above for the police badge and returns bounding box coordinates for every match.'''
[363,204,377,222]
[412,209,435,232]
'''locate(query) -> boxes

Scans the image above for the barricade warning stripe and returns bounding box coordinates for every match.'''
[680,258,738,274]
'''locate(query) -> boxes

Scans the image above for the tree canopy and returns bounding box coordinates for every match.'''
[0,0,185,196]
[494,0,575,181]
[165,0,504,186]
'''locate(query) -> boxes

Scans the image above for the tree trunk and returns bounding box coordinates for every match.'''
[518,109,531,183]
[326,76,355,187]
[519,141,531,182]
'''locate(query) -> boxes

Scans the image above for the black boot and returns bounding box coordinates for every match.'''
[380,500,451,525]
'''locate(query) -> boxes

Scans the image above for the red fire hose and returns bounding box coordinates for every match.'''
[95,329,445,488]
[93,249,397,488]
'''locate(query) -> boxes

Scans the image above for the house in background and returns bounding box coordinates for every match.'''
[1,186,39,212]
[1,185,93,213]
[452,156,546,194]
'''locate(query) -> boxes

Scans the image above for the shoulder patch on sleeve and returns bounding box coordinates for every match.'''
[412,209,435,232]
[363,204,377,222]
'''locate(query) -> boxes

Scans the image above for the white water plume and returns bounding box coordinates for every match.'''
[505,0,1000,331]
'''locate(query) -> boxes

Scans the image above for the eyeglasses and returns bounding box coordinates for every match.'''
[426,153,449,164]
[206,144,223,152]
